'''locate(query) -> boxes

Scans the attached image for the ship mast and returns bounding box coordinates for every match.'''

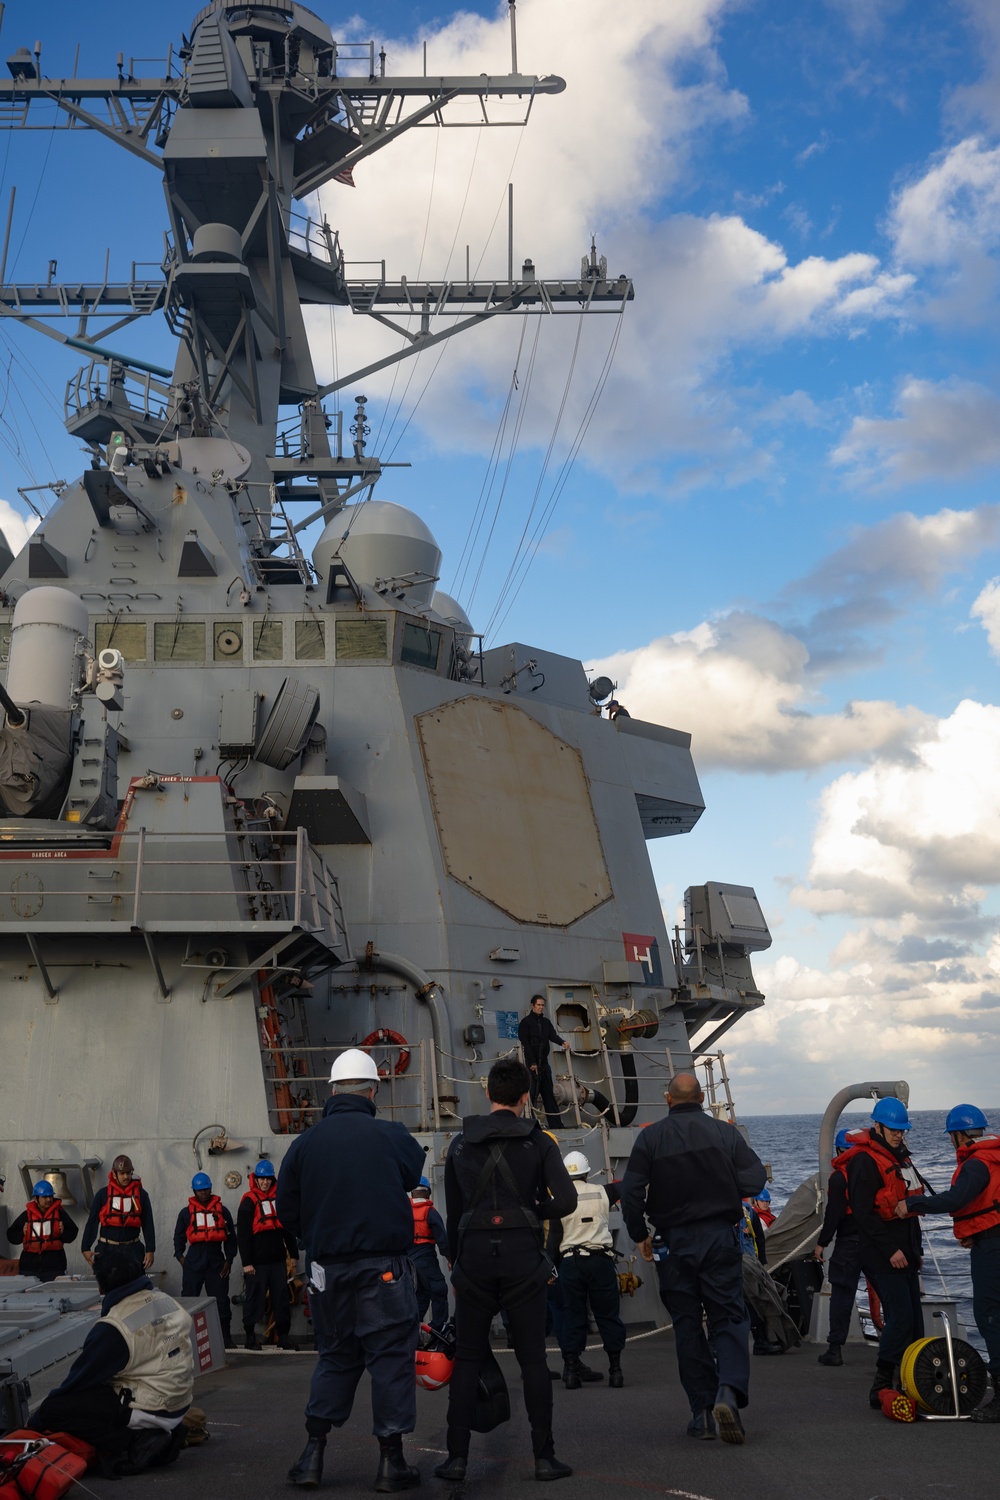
[0,2,632,548]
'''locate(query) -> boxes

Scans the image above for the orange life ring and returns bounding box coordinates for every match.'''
[361,1028,411,1078]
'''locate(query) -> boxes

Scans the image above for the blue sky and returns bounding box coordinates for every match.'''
[3,0,1000,1110]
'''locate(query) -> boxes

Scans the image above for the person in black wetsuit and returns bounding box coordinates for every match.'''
[900,1104,1000,1423]
[435,1057,578,1483]
[517,995,569,1130]
[814,1127,867,1368]
[621,1071,766,1446]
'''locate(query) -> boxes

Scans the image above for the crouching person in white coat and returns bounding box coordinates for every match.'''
[34,1246,194,1475]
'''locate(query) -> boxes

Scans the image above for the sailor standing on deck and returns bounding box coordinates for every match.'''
[82,1155,155,1271]
[6,1180,78,1281]
[408,1176,450,1333]
[518,995,570,1131]
[237,1159,299,1351]
[435,1057,578,1483]
[549,1150,626,1390]
[621,1071,766,1445]
[813,1128,867,1368]
[174,1173,238,1349]
[840,1098,926,1409]
[898,1104,1000,1423]
[277,1048,425,1493]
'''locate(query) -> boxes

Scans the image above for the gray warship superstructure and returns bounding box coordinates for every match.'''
[0,2,771,1311]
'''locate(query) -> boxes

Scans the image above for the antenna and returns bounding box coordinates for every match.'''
[509,0,518,74]
[0,186,14,286]
[508,184,513,283]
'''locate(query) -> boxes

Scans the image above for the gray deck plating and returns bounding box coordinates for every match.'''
[93,1336,989,1500]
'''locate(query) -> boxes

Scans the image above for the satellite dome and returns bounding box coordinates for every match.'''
[312,501,442,606]
[430,590,474,644]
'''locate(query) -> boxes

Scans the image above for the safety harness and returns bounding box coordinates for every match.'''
[453,1140,554,1312]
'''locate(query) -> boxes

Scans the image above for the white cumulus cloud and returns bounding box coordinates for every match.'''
[832,378,1000,486]
[310,0,914,490]
[793,699,1000,922]
[972,577,1000,656]
[0,499,38,554]
[587,611,928,771]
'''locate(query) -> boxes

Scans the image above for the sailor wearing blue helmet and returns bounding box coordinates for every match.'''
[5,1178,79,1281]
[844,1097,929,1410]
[898,1105,1000,1423]
[173,1173,238,1348]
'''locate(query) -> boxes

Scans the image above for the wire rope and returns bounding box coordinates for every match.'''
[485,311,624,642]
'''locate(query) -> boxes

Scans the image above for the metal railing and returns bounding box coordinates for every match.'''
[0,827,347,950]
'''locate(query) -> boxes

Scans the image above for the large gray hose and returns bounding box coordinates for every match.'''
[818,1080,909,1187]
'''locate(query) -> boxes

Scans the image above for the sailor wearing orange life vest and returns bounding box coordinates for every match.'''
[5,1180,79,1281]
[900,1104,1000,1424]
[842,1098,927,1411]
[408,1177,450,1332]
[237,1159,299,1351]
[81,1155,156,1271]
[174,1173,238,1349]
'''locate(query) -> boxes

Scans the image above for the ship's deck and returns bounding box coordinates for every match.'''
[95,1332,992,1500]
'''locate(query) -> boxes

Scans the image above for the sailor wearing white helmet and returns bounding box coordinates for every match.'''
[549,1151,626,1390]
[277,1047,425,1493]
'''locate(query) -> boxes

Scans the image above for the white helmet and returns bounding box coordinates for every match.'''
[329,1048,380,1084]
[564,1151,590,1178]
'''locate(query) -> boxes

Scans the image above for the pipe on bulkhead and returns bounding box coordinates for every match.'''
[356,949,449,1090]
[818,1080,909,1187]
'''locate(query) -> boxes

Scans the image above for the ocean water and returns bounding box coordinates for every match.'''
[742,1110,991,1352]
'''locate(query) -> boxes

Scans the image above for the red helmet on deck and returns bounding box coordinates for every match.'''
[415,1348,454,1391]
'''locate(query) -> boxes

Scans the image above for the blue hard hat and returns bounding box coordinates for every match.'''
[834,1128,852,1155]
[419,1176,430,1188]
[191,1173,212,1191]
[945,1104,989,1134]
[32,1181,54,1197]
[755,1187,771,1202]
[871,1097,911,1131]
[253,1160,275,1177]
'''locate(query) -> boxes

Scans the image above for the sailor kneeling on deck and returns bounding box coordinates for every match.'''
[277,1047,425,1493]
[621,1071,767,1445]
[549,1151,626,1389]
[33,1246,194,1476]
[6,1180,79,1282]
[899,1104,1000,1423]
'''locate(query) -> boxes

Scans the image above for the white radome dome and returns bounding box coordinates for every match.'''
[312,501,442,605]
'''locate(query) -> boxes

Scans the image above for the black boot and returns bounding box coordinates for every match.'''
[288,1438,326,1489]
[562,1354,582,1390]
[433,1455,468,1481]
[712,1385,745,1446]
[532,1429,571,1482]
[245,1330,260,1350]
[608,1351,624,1388]
[374,1435,420,1492]
[817,1342,843,1367]
[869,1359,895,1410]
[686,1409,716,1440]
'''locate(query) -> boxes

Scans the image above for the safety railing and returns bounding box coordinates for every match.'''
[0,826,348,951]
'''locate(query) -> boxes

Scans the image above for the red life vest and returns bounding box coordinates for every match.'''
[23,1199,64,1254]
[98,1174,144,1231]
[841,1132,924,1221]
[412,1198,435,1246]
[185,1195,228,1246]
[756,1207,776,1228]
[244,1182,283,1235]
[951,1137,1000,1243]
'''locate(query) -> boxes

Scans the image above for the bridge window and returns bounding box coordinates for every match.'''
[400,624,440,671]
[295,618,325,660]
[154,621,205,662]
[253,619,283,661]
[96,620,146,662]
[335,617,388,660]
